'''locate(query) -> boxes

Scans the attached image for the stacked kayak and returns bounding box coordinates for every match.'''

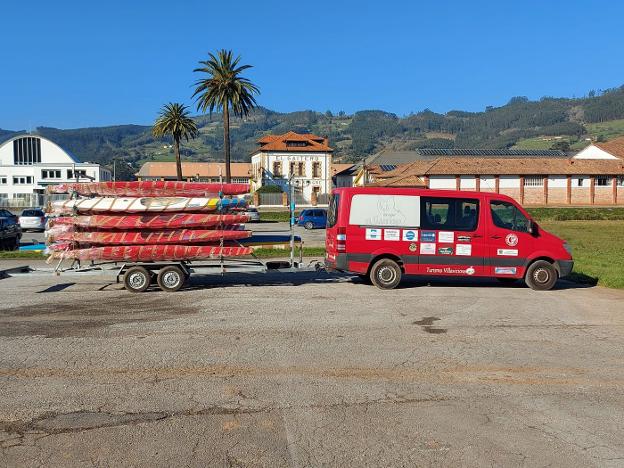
[45,181,253,262]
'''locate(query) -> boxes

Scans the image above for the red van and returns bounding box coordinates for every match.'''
[325,187,573,290]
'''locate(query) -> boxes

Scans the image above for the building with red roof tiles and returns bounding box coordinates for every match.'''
[251,131,333,203]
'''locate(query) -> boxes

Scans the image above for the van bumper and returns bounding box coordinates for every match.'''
[555,260,574,278]
[325,253,349,272]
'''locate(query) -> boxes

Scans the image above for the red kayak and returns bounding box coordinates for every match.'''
[49,213,251,230]
[48,244,253,261]
[50,229,251,245]
[47,181,250,197]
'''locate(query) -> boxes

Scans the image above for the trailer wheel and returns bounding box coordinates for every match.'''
[370,258,402,290]
[525,260,558,291]
[124,266,151,293]
[157,266,185,292]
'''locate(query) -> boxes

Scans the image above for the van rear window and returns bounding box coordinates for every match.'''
[349,194,420,227]
[327,194,339,227]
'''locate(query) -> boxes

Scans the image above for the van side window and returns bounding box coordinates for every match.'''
[490,200,529,233]
[420,197,479,231]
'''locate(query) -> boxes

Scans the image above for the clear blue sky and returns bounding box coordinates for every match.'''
[2,0,623,130]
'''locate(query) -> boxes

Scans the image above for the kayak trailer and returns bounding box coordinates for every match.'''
[13,234,324,293]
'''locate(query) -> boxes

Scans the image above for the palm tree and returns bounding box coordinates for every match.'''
[152,103,198,181]
[193,49,259,183]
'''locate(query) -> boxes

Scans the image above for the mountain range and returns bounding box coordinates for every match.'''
[2,85,624,179]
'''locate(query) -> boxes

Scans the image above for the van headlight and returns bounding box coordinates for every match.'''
[563,242,573,255]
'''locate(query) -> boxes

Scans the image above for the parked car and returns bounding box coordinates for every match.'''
[0,209,18,221]
[325,187,573,291]
[0,216,22,250]
[19,208,47,232]
[297,209,327,230]
[245,207,260,222]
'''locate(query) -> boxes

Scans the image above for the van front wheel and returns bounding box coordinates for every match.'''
[370,259,402,290]
[525,260,557,291]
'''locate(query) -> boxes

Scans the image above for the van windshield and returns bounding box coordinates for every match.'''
[327,194,339,228]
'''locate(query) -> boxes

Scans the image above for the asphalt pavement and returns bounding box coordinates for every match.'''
[1,268,623,467]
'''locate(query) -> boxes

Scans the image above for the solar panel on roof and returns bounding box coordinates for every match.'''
[380,165,397,171]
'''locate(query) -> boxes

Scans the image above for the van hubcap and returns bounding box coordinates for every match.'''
[378,266,396,284]
[533,268,550,284]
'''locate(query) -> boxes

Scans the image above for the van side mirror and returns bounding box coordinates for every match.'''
[528,220,539,236]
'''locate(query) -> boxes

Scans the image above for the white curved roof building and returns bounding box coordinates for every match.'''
[0,134,111,203]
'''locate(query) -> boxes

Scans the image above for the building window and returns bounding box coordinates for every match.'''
[232,177,249,184]
[298,162,305,176]
[524,176,543,187]
[13,137,41,165]
[67,169,87,179]
[596,176,611,186]
[12,176,33,185]
[312,162,321,178]
[0,176,7,185]
[618,177,624,187]
[42,169,61,179]
[272,162,282,177]
[577,178,584,187]
[286,141,307,147]
[289,161,296,176]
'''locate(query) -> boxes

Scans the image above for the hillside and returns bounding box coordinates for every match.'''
[2,85,624,179]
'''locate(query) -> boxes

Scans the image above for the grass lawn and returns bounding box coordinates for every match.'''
[541,220,624,289]
[585,118,624,141]
[527,207,624,221]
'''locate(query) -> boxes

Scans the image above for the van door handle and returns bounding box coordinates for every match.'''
[490,235,502,239]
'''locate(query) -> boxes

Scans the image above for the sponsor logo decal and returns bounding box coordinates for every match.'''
[384,229,400,241]
[365,228,382,240]
[497,248,518,256]
[408,242,418,252]
[425,266,475,275]
[505,233,519,247]
[420,243,436,255]
[421,231,436,242]
[495,267,517,275]
[438,231,455,243]
[402,229,418,241]
[456,244,472,256]
[457,235,471,242]
[438,246,454,255]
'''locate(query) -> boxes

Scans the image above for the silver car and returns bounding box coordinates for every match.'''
[19,209,47,232]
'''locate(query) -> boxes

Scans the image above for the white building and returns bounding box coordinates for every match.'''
[251,131,333,203]
[0,134,111,204]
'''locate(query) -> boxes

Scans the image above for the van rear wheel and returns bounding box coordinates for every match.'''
[370,258,402,290]
[525,260,558,291]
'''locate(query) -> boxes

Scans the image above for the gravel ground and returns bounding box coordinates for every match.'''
[0,270,623,467]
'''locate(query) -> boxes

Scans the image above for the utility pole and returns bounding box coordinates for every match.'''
[289,173,295,268]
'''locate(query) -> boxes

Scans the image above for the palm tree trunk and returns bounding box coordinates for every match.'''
[223,105,231,183]
[174,137,183,181]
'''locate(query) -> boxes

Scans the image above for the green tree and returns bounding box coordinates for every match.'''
[550,140,571,152]
[152,103,198,181]
[193,49,259,182]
